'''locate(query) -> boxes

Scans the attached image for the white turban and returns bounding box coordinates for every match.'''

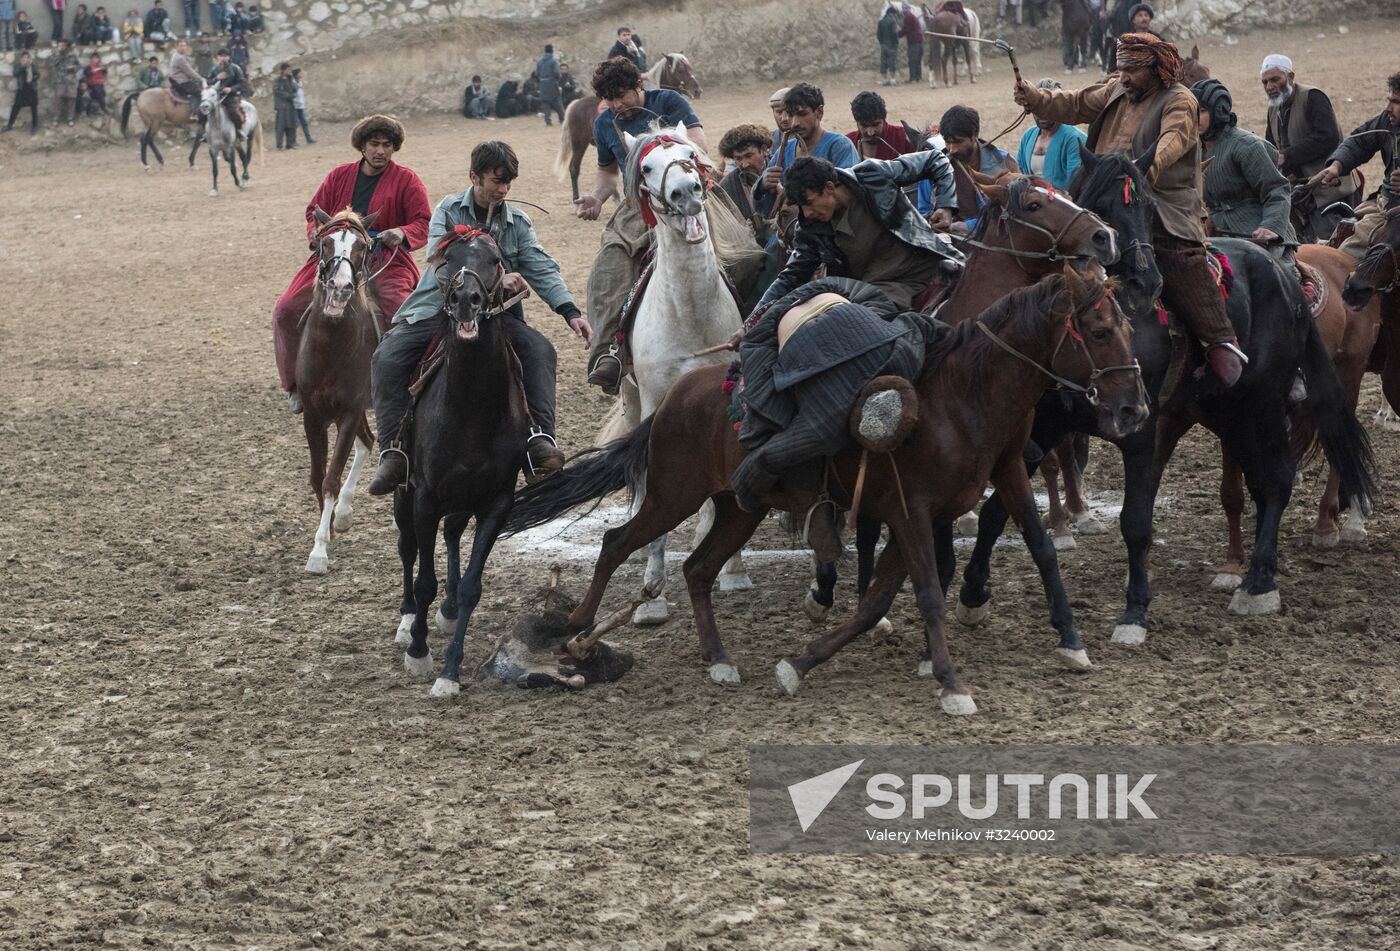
[1260,54,1293,75]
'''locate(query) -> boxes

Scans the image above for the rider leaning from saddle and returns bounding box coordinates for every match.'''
[574,55,708,394]
[367,140,589,494]
[1190,78,1297,259]
[273,115,431,413]
[1311,70,1400,262]
[206,45,245,133]
[1014,31,1246,386]
[725,149,963,523]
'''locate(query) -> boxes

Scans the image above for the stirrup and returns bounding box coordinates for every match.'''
[525,428,562,479]
[1207,340,1250,364]
[802,495,841,553]
[588,347,624,394]
[379,444,410,489]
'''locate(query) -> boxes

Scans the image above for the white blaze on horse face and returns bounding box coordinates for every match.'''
[1034,184,1117,262]
[323,229,357,314]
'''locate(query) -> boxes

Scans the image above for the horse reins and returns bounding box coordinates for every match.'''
[438,226,529,323]
[975,289,1141,406]
[959,181,1098,270]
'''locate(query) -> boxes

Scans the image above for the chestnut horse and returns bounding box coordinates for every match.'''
[298,208,381,575]
[505,268,1149,715]
[555,54,703,202]
[923,4,975,88]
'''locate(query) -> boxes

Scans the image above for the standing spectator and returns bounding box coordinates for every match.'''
[226,1,246,33]
[607,26,646,71]
[899,1,923,84]
[535,43,564,127]
[46,0,65,44]
[143,0,170,51]
[463,75,493,118]
[273,61,296,149]
[71,3,92,43]
[292,68,313,143]
[559,63,580,107]
[4,51,40,133]
[1015,79,1087,190]
[92,6,112,42]
[877,3,899,87]
[208,0,226,34]
[0,0,15,53]
[81,52,106,113]
[121,8,141,59]
[244,4,262,32]
[193,31,213,74]
[15,9,37,50]
[228,29,248,80]
[138,54,161,88]
[51,39,79,125]
[180,0,198,37]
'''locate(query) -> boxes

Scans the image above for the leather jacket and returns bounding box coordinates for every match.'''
[752,150,963,314]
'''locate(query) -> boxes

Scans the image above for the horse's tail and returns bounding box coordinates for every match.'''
[120,91,138,137]
[503,417,653,537]
[554,108,574,181]
[251,115,265,165]
[1297,318,1377,513]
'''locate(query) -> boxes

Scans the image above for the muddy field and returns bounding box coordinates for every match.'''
[4,19,1400,949]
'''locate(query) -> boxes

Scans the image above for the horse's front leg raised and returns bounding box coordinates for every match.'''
[432,495,511,698]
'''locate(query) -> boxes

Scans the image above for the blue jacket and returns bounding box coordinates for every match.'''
[1015,123,1088,192]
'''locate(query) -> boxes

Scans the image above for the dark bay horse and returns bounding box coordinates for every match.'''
[956,148,1375,647]
[298,207,381,575]
[505,268,1148,715]
[923,3,975,88]
[394,228,532,698]
[556,53,703,201]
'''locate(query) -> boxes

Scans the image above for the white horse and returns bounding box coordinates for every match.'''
[198,85,262,197]
[613,124,765,643]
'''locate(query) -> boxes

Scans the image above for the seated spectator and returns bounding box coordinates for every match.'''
[494,77,527,118]
[15,10,38,51]
[82,52,107,113]
[846,89,914,160]
[226,2,247,34]
[245,4,263,32]
[463,75,494,118]
[138,54,163,88]
[92,6,113,43]
[121,8,142,60]
[72,4,94,44]
[143,0,171,51]
[559,63,581,106]
[522,72,541,115]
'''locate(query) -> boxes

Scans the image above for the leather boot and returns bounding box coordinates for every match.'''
[525,431,565,484]
[368,449,408,496]
[587,347,623,395]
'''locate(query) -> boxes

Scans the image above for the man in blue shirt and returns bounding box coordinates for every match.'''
[574,56,707,392]
[938,104,1019,234]
[755,83,862,242]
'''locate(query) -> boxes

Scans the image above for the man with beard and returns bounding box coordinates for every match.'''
[718,123,772,238]
[271,115,431,417]
[1311,71,1400,262]
[1261,54,1356,243]
[939,103,1019,233]
[1014,31,1246,385]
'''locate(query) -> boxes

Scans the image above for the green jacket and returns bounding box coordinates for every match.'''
[394,187,578,325]
[273,75,297,110]
[1201,125,1296,245]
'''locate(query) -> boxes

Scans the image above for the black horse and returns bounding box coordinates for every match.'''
[394,228,531,697]
[956,147,1376,643]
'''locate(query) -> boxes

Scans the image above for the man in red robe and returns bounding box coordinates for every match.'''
[272,114,432,412]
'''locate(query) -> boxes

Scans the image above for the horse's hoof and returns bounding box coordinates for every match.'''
[954,512,979,537]
[403,650,434,680]
[435,606,455,636]
[917,660,933,678]
[394,614,414,646]
[1339,517,1367,545]
[1111,624,1147,645]
[207,189,217,197]
[709,663,741,687]
[1052,533,1077,552]
[1074,513,1110,535]
[940,691,977,715]
[955,599,989,627]
[1376,406,1400,432]
[1229,588,1281,616]
[429,677,460,698]
[717,572,753,593]
[803,589,830,621]
[1210,572,1243,591]
[867,616,893,637]
[775,659,802,697]
[143,165,152,173]
[1311,529,1340,550]
[632,597,669,626]
[304,553,329,575]
[1055,647,1093,671]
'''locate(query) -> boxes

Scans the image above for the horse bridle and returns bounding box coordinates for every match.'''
[976,289,1142,407]
[638,139,706,234]
[438,229,530,326]
[959,182,1099,269]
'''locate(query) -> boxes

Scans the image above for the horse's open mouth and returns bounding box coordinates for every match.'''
[679,214,707,243]
[1071,259,1108,282]
[455,319,479,342]
[323,295,350,317]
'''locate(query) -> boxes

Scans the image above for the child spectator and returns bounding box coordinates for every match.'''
[15,9,37,50]
[245,4,262,32]
[292,67,314,143]
[4,51,39,133]
[194,31,213,75]
[82,52,106,112]
[92,6,112,42]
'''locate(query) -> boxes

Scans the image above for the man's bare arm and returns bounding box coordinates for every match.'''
[573,164,621,220]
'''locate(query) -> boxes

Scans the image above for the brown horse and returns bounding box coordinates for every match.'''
[1344,205,1400,417]
[555,53,703,201]
[505,267,1149,715]
[923,4,975,89]
[298,207,381,575]
[121,85,201,171]
[1180,45,1209,86]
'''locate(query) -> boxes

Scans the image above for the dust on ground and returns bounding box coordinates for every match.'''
[3,18,1400,950]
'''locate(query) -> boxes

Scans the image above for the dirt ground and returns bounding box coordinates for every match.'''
[4,17,1400,950]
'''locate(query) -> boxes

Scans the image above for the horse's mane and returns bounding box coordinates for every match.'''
[623,129,765,275]
[942,274,1071,391]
